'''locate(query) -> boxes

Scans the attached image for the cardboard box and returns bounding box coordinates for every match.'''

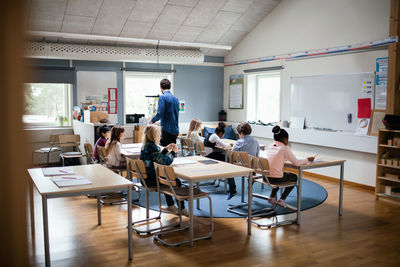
[133,125,146,143]
[385,173,400,179]
[84,110,108,124]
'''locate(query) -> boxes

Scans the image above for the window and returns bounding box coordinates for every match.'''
[247,72,281,123]
[24,83,72,127]
[124,72,173,121]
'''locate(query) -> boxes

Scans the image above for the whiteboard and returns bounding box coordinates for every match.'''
[290,72,375,132]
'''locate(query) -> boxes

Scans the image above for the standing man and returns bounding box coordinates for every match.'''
[150,78,179,146]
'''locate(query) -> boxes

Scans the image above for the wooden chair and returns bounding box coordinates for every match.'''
[127,158,179,235]
[184,138,195,156]
[32,134,61,166]
[179,137,188,157]
[153,163,213,247]
[249,156,298,228]
[58,134,85,166]
[84,143,94,164]
[97,146,128,205]
[194,141,206,156]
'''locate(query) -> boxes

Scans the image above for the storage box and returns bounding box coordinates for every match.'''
[84,110,108,124]
[385,173,400,179]
[133,125,146,143]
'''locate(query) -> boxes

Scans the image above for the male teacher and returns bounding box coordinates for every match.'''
[150,78,179,146]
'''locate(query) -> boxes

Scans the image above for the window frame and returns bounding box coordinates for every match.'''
[247,71,282,123]
[123,71,174,124]
[23,83,73,129]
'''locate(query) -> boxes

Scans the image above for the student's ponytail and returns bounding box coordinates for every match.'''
[272,126,288,143]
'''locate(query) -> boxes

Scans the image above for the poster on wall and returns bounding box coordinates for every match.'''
[108,88,117,114]
[375,57,388,110]
[229,74,244,109]
[179,101,185,113]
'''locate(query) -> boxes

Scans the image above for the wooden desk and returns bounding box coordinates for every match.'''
[172,156,253,246]
[28,164,134,267]
[259,151,346,224]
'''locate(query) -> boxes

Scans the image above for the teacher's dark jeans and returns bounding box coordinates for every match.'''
[161,130,178,147]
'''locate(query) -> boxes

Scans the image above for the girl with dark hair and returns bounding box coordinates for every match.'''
[93,125,110,163]
[204,124,228,159]
[265,126,314,209]
[105,126,126,168]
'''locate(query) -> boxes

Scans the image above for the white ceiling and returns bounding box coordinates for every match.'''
[27,0,281,57]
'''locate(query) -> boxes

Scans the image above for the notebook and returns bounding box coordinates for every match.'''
[172,158,197,165]
[198,160,219,165]
[51,175,92,188]
[42,167,74,176]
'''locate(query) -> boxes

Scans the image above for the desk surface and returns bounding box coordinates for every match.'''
[28,164,132,196]
[172,156,253,181]
[258,151,345,169]
[219,139,266,150]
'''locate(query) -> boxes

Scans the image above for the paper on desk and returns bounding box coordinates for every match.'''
[172,158,197,165]
[51,175,92,188]
[42,167,74,176]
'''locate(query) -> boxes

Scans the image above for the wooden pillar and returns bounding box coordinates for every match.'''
[387,0,400,114]
[0,0,29,266]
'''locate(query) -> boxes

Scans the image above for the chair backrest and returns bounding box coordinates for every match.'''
[97,146,108,164]
[59,134,80,147]
[179,137,187,149]
[194,141,206,156]
[128,159,147,179]
[185,138,194,152]
[228,150,251,167]
[251,157,272,185]
[84,143,94,163]
[49,134,60,146]
[154,162,178,188]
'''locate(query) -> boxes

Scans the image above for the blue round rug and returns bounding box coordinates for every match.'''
[132,177,327,218]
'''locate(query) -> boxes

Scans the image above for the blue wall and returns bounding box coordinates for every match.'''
[29,59,224,124]
[174,64,223,122]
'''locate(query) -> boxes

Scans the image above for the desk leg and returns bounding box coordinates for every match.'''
[42,196,50,267]
[296,169,303,225]
[97,194,101,225]
[29,179,35,238]
[189,180,194,247]
[339,162,344,216]
[196,182,200,210]
[127,186,133,260]
[247,172,253,235]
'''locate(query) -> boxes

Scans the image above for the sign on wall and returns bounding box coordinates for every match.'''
[108,88,117,114]
[229,74,244,109]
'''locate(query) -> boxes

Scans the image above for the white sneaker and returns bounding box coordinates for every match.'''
[181,208,189,217]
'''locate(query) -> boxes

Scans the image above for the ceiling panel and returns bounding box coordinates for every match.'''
[129,0,168,23]
[147,22,178,40]
[172,26,203,42]
[66,0,103,17]
[61,15,96,34]
[196,11,241,43]
[168,0,199,7]
[120,21,154,38]
[222,0,254,13]
[217,29,247,45]
[92,0,137,35]
[183,0,229,27]
[29,0,67,31]
[155,4,192,26]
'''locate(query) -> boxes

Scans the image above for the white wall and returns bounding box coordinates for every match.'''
[223,0,390,186]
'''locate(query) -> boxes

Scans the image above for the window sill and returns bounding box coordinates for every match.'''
[24,126,73,131]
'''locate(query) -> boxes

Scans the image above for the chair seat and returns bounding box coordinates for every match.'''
[253,177,297,188]
[61,152,83,158]
[34,147,60,153]
[132,182,159,192]
[160,186,207,198]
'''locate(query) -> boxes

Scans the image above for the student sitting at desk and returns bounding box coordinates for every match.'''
[93,125,110,163]
[140,125,188,216]
[187,118,204,142]
[204,122,228,160]
[226,122,261,200]
[266,126,314,209]
[105,126,126,168]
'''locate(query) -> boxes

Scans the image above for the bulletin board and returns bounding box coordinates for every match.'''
[229,74,244,109]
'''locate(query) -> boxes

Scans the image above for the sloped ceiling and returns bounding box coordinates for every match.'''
[27,0,281,57]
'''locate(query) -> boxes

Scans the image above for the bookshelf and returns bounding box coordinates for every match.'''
[376,129,400,200]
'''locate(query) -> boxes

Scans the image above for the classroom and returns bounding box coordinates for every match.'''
[1,0,400,266]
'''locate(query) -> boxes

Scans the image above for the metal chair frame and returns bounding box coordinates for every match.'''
[153,163,213,247]
[58,134,85,166]
[32,134,61,166]
[127,158,179,235]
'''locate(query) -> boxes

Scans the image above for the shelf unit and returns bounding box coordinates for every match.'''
[376,129,400,200]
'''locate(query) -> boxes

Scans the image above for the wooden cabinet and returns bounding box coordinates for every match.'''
[376,129,400,200]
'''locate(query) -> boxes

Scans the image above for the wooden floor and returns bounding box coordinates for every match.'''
[28,176,400,267]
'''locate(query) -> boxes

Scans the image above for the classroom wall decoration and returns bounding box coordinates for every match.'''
[229,74,244,109]
[375,57,388,110]
[108,88,117,114]
[179,100,185,113]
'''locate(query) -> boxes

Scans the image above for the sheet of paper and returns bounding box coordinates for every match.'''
[51,175,92,188]
[42,167,74,176]
[375,85,387,110]
[289,116,305,129]
[356,118,370,135]
[172,158,197,165]
[361,78,373,97]
[357,98,371,118]
[229,84,243,108]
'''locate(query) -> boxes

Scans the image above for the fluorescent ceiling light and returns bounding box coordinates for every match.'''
[27,31,232,51]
